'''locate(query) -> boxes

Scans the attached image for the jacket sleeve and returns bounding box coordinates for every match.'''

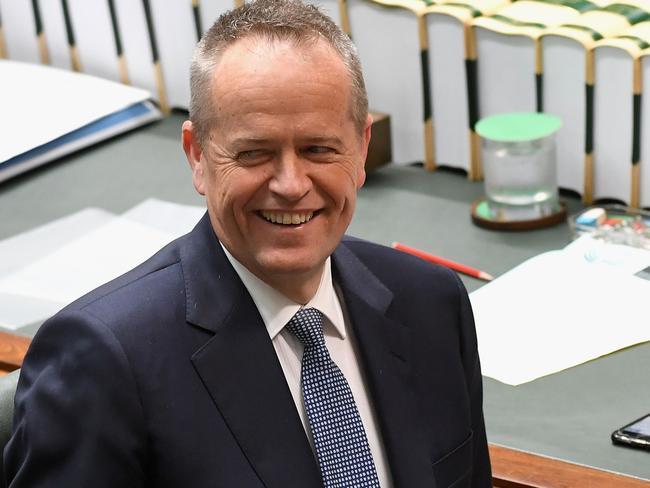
[453,271,492,488]
[4,309,147,487]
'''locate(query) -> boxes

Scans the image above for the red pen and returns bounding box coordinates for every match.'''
[391,242,494,282]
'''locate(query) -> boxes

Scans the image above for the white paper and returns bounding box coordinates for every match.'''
[0,60,151,162]
[0,217,175,329]
[0,200,206,329]
[0,218,175,304]
[0,208,115,277]
[563,234,650,274]
[121,198,206,236]
[471,241,650,385]
[0,293,65,330]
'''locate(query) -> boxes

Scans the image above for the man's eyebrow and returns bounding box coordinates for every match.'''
[229,137,274,146]
[228,136,345,146]
[300,135,344,145]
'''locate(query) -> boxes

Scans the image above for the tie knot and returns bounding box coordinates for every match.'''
[286,307,325,348]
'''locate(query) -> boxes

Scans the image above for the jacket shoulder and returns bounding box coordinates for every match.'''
[340,235,461,291]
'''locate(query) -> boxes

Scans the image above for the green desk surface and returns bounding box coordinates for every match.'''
[1,113,649,480]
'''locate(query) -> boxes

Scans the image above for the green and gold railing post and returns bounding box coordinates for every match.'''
[535,39,543,111]
[192,0,203,41]
[541,11,605,204]
[142,0,170,113]
[418,12,436,171]
[340,0,352,37]
[584,51,594,204]
[581,3,650,205]
[631,57,641,207]
[61,0,81,71]
[32,0,50,65]
[107,0,130,84]
[465,21,482,180]
[0,8,7,59]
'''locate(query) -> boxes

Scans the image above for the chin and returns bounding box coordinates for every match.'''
[255,249,329,277]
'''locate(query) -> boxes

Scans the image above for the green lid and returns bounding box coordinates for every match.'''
[475,112,562,142]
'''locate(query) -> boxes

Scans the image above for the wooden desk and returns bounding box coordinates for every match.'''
[491,445,650,487]
[0,333,30,374]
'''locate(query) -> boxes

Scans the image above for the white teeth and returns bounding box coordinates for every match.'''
[261,211,314,225]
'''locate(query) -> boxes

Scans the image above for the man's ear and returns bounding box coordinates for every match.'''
[356,113,373,189]
[182,120,206,196]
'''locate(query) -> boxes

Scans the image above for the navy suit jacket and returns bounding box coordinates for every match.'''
[5,213,491,487]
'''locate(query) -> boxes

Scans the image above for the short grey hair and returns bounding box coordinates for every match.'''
[189,0,368,144]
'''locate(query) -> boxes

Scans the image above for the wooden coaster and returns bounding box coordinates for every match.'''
[471,198,567,231]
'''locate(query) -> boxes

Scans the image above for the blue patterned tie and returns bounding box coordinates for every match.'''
[286,307,381,488]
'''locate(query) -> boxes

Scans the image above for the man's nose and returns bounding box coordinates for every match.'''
[268,152,312,201]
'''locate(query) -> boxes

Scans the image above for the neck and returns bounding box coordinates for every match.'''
[217,240,328,305]
[262,266,324,304]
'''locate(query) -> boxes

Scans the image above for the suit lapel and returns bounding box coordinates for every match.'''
[181,214,322,488]
[180,217,435,487]
[333,242,437,488]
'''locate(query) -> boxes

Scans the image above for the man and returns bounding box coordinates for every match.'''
[4,0,491,486]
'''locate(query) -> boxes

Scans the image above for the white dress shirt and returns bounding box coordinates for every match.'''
[221,244,393,487]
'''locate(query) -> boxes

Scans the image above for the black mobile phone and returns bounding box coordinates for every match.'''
[611,413,650,451]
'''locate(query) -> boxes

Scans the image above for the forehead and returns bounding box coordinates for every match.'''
[210,35,351,105]
[216,33,345,70]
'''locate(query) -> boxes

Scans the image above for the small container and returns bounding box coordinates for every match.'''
[476,112,562,221]
[569,204,650,250]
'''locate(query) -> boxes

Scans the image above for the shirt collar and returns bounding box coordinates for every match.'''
[220,243,346,340]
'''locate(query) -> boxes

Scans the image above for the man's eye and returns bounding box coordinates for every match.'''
[307,146,334,154]
[237,150,268,163]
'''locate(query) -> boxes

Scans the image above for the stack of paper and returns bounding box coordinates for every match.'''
[471,235,650,385]
[0,199,205,330]
[0,60,161,183]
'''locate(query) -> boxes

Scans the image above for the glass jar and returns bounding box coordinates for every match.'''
[476,112,562,221]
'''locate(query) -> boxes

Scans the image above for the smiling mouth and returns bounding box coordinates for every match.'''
[259,210,317,225]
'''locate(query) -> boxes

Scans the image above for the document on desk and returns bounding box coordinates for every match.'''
[0,200,206,330]
[0,60,161,182]
[0,218,176,329]
[0,208,116,277]
[121,198,206,236]
[470,236,650,385]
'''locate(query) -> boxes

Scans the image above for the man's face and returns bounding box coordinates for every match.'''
[183,36,371,298]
